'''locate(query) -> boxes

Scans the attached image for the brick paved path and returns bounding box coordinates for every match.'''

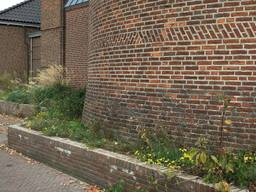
[0,114,90,192]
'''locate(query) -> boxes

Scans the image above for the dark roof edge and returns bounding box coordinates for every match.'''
[65,1,89,11]
[0,0,34,15]
[0,20,40,28]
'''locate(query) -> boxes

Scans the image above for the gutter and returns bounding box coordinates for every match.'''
[0,20,40,28]
[28,31,41,38]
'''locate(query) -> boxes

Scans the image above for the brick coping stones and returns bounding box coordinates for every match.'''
[8,124,247,192]
[0,100,35,118]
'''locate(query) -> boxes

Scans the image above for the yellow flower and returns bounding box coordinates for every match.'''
[224,119,232,126]
[184,152,193,161]
[244,155,253,163]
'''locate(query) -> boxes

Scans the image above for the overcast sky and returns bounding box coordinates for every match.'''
[0,0,24,11]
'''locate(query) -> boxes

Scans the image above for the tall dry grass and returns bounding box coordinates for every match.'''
[36,65,66,86]
[0,72,21,91]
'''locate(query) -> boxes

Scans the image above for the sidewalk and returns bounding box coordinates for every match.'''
[0,114,90,192]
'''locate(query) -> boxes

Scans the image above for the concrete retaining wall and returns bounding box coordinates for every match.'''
[0,100,35,118]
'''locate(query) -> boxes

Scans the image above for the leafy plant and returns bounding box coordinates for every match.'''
[194,138,208,166]
[204,153,234,184]
[177,138,210,177]
[135,127,182,167]
[179,141,256,188]
[26,111,106,148]
[217,95,232,151]
[226,151,256,187]
[104,180,147,192]
[5,87,31,104]
[31,84,85,118]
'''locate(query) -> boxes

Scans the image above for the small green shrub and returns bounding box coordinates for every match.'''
[205,151,256,188]
[25,83,100,147]
[135,128,182,167]
[134,129,255,190]
[177,141,256,188]
[4,83,84,117]
[26,111,106,148]
[32,84,85,119]
[6,87,31,104]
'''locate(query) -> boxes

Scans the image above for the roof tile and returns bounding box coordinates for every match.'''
[0,0,40,27]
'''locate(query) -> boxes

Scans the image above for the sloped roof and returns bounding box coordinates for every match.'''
[65,0,89,8]
[0,0,40,28]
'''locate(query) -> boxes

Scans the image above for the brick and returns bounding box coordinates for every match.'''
[40,0,64,67]
[65,5,89,88]
[82,0,256,150]
[0,26,36,79]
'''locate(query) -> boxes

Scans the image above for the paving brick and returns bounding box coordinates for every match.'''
[0,114,90,192]
[0,150,89,192]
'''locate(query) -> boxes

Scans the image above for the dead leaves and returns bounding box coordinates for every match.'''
[249,182,256,192]
[0,144,38,164]
[85,186,102,192]
[0,114,22,125]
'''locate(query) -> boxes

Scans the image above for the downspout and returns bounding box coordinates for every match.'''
[30,37,33,82]
[25,28,30,83]
[61,0,66,78]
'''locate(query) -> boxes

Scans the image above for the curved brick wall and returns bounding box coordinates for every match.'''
[83,0,256,149]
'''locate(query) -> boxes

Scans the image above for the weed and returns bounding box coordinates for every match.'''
[104,180,147,192]
[135,127,182,167]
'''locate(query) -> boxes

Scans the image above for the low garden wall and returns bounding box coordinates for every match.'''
[0,100,35,118]
[8,125,245,192]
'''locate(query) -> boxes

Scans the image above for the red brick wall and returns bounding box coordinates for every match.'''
[83,0,256,149]
[41,0,64,67]
[0,25,35,79]
[65,4,89,88]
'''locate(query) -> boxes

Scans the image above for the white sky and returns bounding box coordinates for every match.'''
[0,0,24,11]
